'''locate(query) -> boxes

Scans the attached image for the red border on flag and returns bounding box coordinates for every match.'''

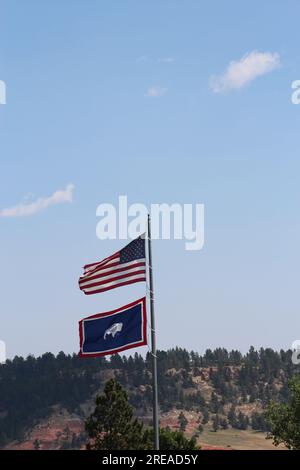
[78,297,147,358]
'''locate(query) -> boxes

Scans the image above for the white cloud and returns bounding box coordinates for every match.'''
[0,184,75,217]
[210,50,281,94]
[158,57,175,63]
[146,86,167,98]
[136,56,148,63]
[137,56,176,64]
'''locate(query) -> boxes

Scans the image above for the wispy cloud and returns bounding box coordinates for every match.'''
[146,86,167,98]
[0,184,75,217]
[158,57,175,63]
[136,55,148,64]
[210,50,281,94]
[136,56,176,64]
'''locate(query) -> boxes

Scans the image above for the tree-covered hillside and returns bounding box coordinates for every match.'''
[0,347,298,447]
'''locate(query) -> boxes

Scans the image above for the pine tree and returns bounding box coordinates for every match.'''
[210,392,219,413]
[227,405,237,428]
[33,439,40,450]
[266,376,300,449]
[85,379,144,450]
[143,427,200,450]
[178,412,188,432]
[219,417,229,430]
[197,423,204,434]
[236,411,248,430]
[212,415,219,432]
[202,408,209,425]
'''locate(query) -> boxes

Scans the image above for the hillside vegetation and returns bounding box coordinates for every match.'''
[0,347,298,448]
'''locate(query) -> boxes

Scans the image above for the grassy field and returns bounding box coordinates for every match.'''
[198,428,286,450]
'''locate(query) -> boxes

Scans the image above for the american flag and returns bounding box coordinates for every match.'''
[78,236,146,295]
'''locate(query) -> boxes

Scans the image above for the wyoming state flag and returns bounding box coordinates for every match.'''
[79,297,147,358]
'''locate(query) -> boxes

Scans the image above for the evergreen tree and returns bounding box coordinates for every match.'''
[202,408,209,425]
[178,412,188,432]
[266,376,300,449]
[212,415,219,432]
[236,411,248,430]
[219,417,229,430]
[251,412,269,432]
[227,405,237,428]
[197,423,204,434]
[210,392,219,413]
[85,379,144,450]
[143,427,200,450]
[33,439,40,450]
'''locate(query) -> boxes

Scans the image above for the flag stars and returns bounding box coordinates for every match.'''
[120,237,146,264]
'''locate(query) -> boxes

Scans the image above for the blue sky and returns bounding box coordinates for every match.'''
[1,0,300,358]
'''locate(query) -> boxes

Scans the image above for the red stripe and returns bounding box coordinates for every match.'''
[83,252,120,273]
[84,251,119,269]
[79,338,147,358]
[79,270,146,290]
[83,260,122,278]
[82,277,146,295]
[81,261,121,281]
[79,261,146,285]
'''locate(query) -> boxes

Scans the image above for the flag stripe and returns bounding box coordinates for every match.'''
[83,277,146,295]
[79,264,146,287]
[83,259,121,277]
[79,260,146,285]
[80,269,146,290]
[84,254,120,274]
